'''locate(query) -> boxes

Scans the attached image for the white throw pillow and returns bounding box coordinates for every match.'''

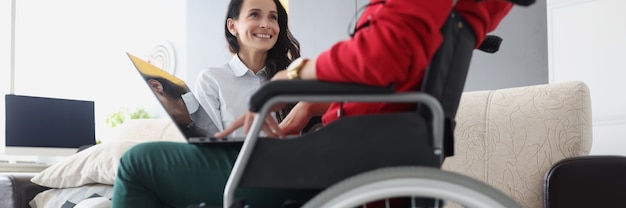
[30,141,142,188]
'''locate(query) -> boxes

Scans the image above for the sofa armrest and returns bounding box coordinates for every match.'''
[544,155,626,208]
[0,172,50,208]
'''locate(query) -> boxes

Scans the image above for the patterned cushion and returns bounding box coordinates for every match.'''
[442,81,593,208]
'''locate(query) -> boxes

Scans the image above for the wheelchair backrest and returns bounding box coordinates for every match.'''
[417,11,477,158]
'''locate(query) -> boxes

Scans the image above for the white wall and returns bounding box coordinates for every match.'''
[465,2,549,91]
[185,0,232,91]
[548,0,626,155]
[289,0,360,58]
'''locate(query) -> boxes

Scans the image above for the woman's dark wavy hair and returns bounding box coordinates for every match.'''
[224,0,300,122]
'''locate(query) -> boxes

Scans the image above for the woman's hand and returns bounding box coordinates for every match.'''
[280,102,332,135]
[278,102,314,135]
[214,102,329,138]
[214,110,285,139]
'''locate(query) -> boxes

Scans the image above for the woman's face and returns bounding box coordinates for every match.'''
[228,0,279,54]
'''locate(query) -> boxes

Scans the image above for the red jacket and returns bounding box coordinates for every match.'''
[316,0,512,125]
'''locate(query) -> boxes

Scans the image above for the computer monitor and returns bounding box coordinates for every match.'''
[5,94,96,150]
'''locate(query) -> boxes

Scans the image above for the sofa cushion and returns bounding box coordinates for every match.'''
[442,81,593,208]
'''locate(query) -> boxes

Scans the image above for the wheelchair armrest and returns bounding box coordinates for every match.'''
[248,80,395,112]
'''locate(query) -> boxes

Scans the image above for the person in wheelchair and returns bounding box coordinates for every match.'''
[113,0,516,207]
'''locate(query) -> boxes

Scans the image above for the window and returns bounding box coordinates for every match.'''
[3,0,186,143]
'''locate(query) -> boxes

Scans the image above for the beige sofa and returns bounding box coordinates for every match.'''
[3,81,593,208]
[443,80,592,208]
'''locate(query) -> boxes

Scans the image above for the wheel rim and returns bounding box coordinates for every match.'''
[303,167,521,208]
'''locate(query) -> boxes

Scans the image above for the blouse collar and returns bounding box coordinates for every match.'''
[228,54,267,78]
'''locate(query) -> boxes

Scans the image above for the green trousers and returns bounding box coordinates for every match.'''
[111,141,320,208]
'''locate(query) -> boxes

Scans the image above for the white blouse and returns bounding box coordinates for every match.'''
[191,55,268,138]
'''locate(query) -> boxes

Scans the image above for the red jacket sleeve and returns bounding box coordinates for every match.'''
[315,0,454,87]
[455,0,513,47]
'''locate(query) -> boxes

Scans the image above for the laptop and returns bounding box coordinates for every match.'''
[126,52,245,144]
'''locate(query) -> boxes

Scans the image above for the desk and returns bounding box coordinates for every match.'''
[0,147,74,172]
[0,163,50,172]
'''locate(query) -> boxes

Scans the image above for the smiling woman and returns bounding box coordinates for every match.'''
[110,0,311,207]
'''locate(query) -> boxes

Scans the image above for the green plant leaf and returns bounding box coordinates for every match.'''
[105,107,152,128]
